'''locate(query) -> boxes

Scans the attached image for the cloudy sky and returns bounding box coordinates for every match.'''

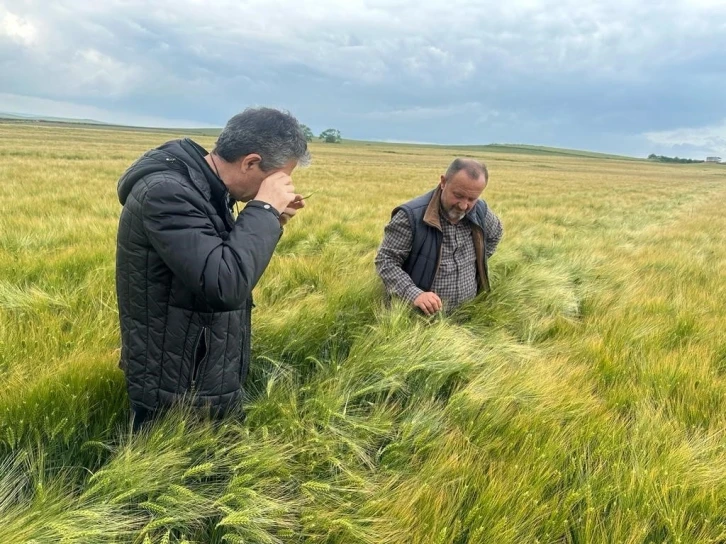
[2,0,726,158]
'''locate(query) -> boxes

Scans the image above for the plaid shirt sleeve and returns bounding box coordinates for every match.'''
[484,207,503,258]
[374,210,424,304]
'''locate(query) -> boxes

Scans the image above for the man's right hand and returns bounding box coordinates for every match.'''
[413,292,443,316]
[254,172,296,214]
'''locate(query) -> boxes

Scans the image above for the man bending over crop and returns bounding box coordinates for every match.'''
[375,158,503,315]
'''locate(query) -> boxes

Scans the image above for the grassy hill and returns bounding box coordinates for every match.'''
[0,114,639,159]
[0,115,222,137]
[348,140,638,160]
[0,112,106,124]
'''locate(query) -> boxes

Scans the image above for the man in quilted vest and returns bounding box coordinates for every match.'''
[375,158,503,315]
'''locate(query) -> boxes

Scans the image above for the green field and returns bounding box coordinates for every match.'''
[0,122,725,543]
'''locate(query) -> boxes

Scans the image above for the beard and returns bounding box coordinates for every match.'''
[444,208,466,222]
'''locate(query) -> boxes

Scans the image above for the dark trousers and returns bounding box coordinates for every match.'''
[130,405,154,432]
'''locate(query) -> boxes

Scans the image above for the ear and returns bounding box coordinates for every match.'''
[439,174,446,189]
[240,153,262,172]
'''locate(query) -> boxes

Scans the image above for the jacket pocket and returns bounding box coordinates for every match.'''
[190,326,210,390]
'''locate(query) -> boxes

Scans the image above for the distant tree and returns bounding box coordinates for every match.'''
[319,128,342,143]
[646,153,704,164]
[300,124,315,142]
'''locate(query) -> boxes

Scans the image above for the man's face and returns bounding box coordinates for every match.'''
[439,170,487,223]
[228,156,298,202]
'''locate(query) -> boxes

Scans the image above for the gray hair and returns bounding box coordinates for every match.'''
[214,107,311,170]
[444,158,488,183]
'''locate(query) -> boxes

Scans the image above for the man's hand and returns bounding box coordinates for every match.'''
[254,172,295,214]
[279,193,306,226]
[413,292,443,316]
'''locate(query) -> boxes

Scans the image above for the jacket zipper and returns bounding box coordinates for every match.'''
[190,326,210,390]
[239,301,252,383]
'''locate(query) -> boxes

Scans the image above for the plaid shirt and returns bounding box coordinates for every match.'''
[375,206,503,311]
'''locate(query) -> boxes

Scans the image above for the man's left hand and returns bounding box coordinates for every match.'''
[279,194,306,226]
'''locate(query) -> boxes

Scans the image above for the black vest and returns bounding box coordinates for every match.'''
[394,190,488,292]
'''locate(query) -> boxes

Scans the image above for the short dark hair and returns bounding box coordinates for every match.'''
[214,107,311,170]
[444,158,488,183]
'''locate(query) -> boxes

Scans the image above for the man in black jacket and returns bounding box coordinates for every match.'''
[116,107,310,430]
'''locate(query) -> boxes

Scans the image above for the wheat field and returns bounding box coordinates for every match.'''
[0,122,724,543]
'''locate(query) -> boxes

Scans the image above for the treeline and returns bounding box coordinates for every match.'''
[647,154,704,164]
[301,124,342,143]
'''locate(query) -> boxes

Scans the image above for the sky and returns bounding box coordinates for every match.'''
[2,0,726,158]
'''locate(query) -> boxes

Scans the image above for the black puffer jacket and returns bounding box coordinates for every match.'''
[116,138,281,414]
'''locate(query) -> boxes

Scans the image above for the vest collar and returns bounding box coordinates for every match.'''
[423,187,444,231]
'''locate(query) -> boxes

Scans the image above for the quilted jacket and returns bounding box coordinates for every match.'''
[115,138,281,415]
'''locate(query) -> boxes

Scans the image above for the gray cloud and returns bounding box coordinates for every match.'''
[2,0,726,157]
[645,120,726,157]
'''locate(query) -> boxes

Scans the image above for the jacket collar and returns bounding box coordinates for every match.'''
[178,138,230,206]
